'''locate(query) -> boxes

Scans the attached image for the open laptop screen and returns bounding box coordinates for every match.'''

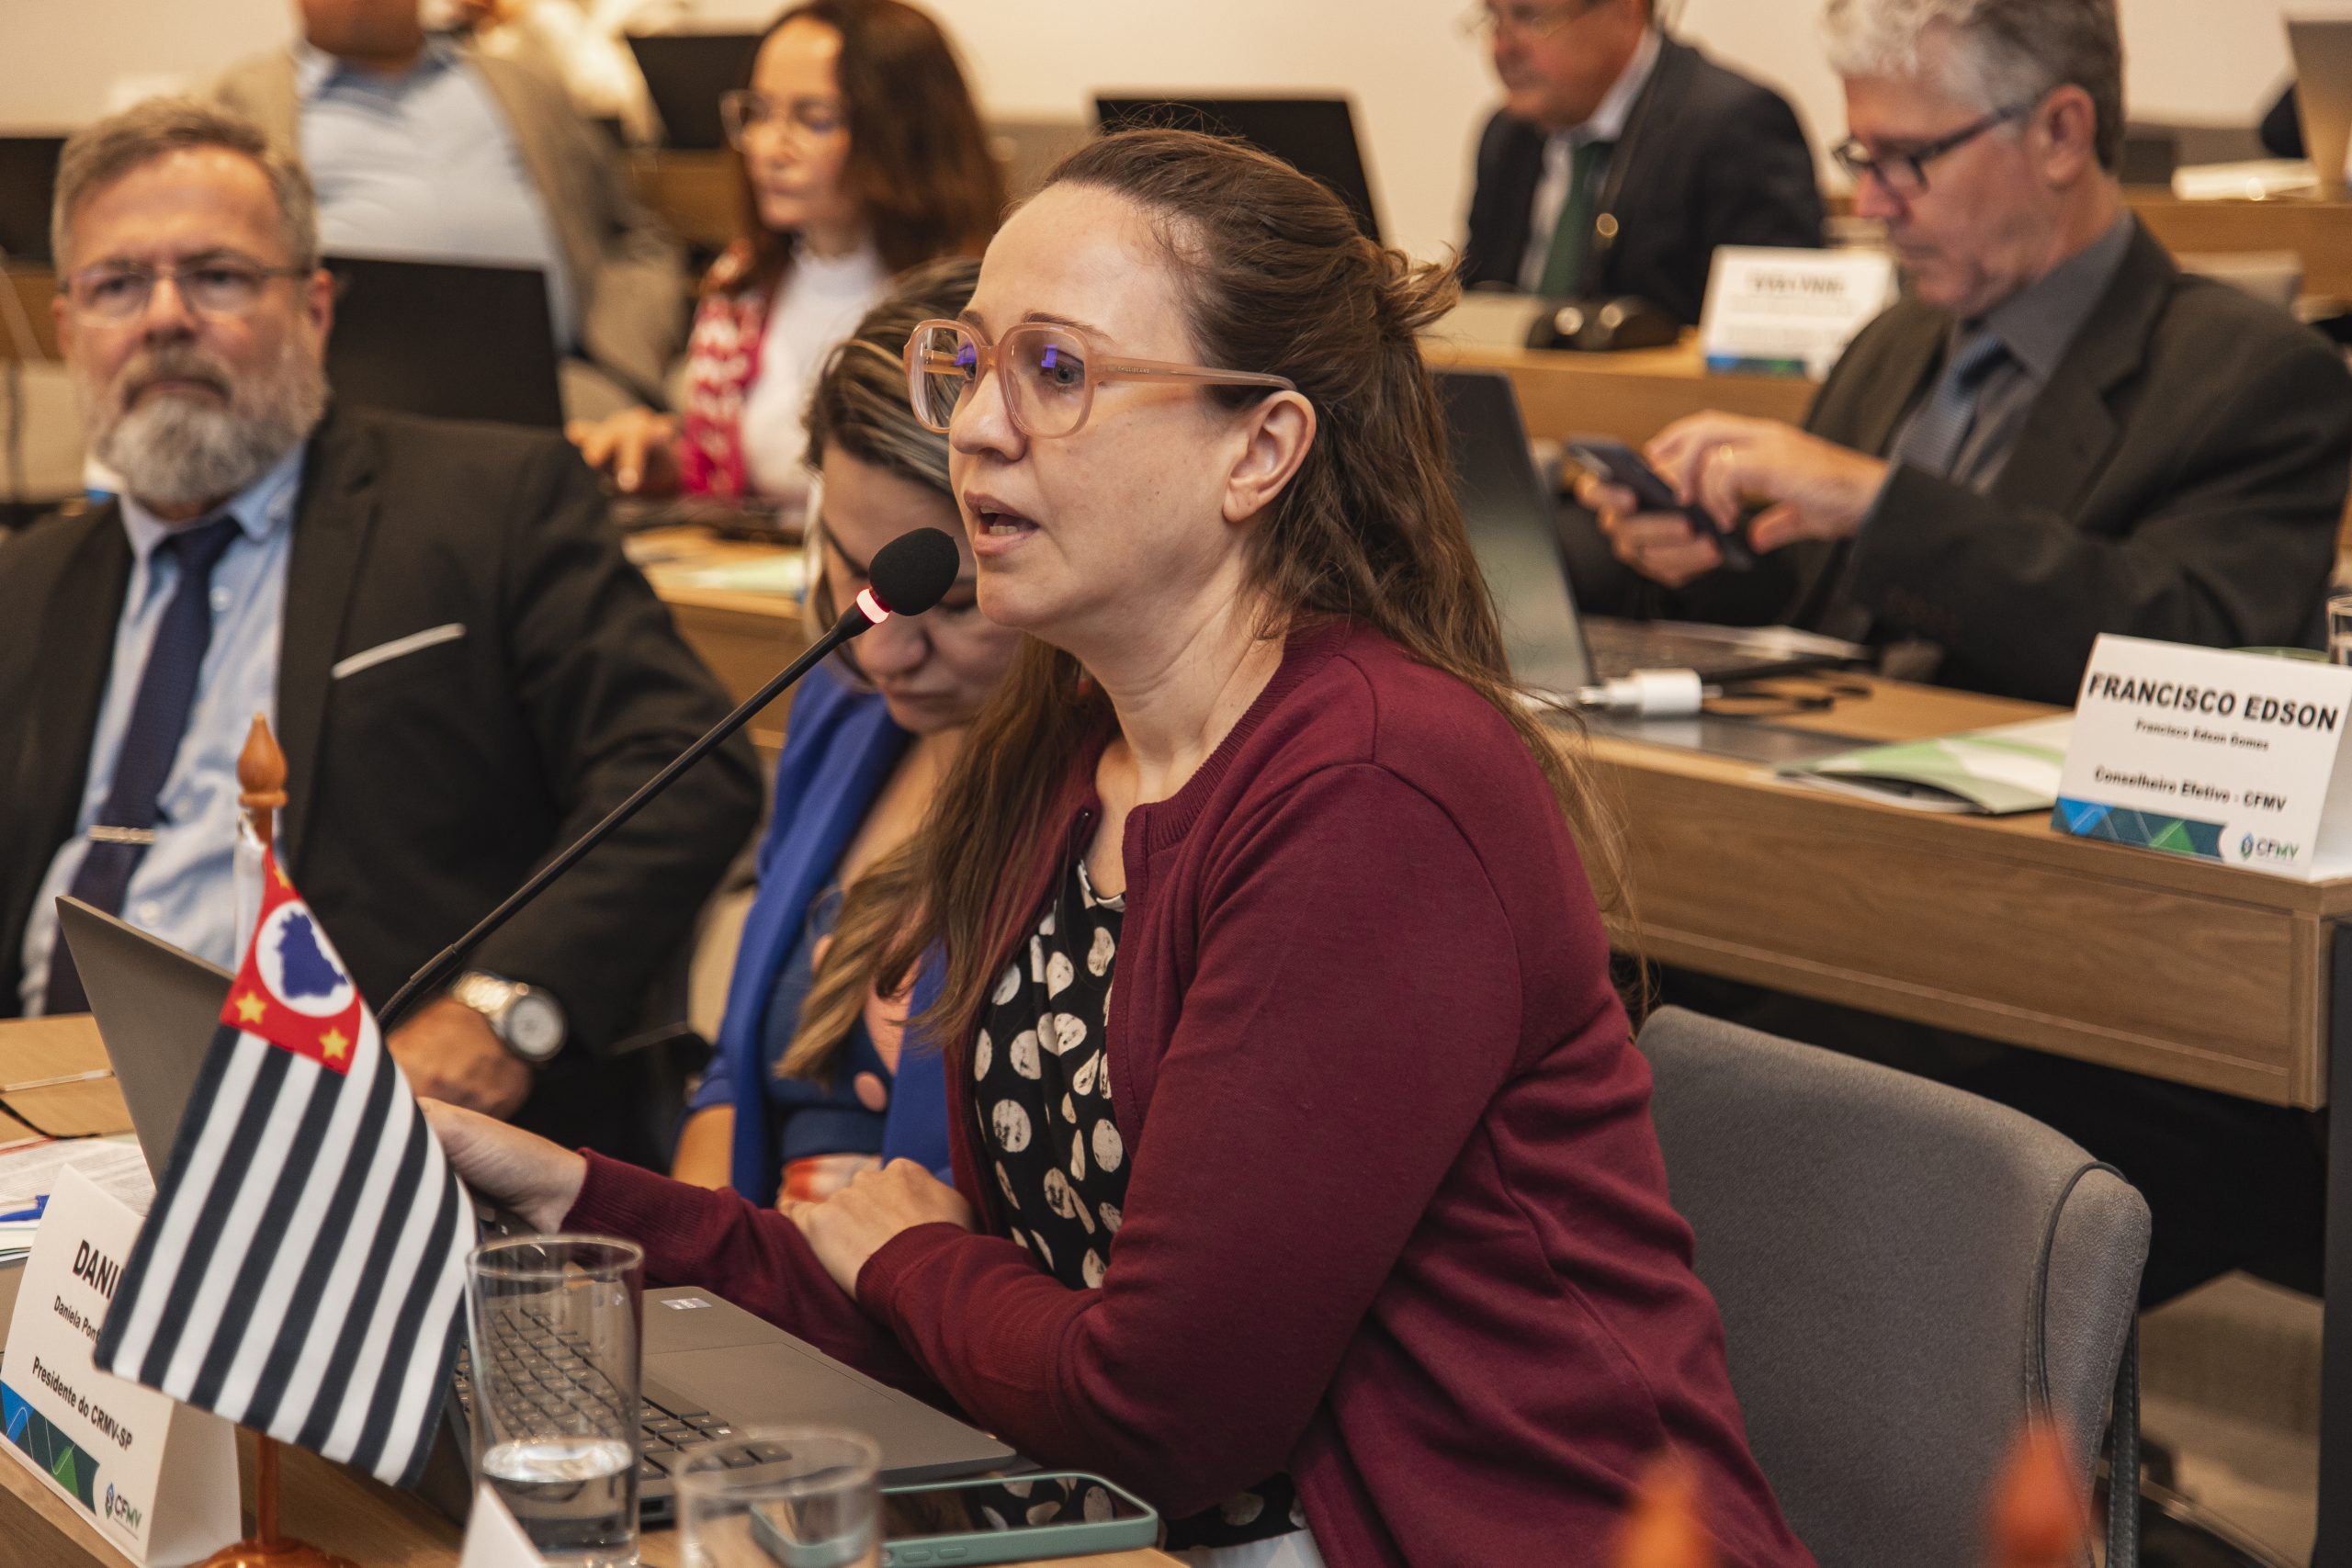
[1092,96,1382,243]
[1437,369,1597,696]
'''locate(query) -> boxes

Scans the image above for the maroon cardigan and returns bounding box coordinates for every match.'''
[570,623,1812,1568]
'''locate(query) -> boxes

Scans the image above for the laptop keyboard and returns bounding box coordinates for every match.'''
[453,1303,741,1528]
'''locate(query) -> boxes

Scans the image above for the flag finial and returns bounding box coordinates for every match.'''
[238,714,288,851]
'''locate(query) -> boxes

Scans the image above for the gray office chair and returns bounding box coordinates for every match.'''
[1635,1007,2150,1568]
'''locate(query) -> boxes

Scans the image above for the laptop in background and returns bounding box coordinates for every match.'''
[628,33,763,152]
[2290,17,2352,192]
[1437,368,1861,695]
[0,136,66,265]
[54,901,1021,1527]
[1092,95,1382,243]
[324,255,564,430]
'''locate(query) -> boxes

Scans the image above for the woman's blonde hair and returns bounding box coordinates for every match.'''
[777,255,980,1086]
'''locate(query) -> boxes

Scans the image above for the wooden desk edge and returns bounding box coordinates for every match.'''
[2,1435,1180,1567]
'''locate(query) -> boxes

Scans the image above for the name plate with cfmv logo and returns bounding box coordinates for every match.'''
[1,1168,241,1564]
[2054,635,2352,878]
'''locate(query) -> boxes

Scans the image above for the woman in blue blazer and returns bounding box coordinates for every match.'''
[670,258,1019,1205]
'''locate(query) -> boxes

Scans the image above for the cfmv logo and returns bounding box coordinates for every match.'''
[2241,832,2300,863]
[104,1482,142,1530]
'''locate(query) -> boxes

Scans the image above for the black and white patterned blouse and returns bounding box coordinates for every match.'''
[974,853,1306,1552]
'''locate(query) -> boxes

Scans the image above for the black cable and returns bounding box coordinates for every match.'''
[1702,674,1874,719]
[0,1096,102,1143]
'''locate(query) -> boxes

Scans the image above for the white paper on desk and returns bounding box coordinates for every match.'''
[1699,247,1899,378]
[1,1167,242,1565]
[0,1138,153,1214]
[460,1483,552,1567]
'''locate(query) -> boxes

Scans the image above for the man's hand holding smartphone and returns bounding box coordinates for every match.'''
[1566,435,1757,581]
[1573,415,1894,588]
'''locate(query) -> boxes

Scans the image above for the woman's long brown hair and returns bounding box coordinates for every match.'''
[726,0,1005,299]
[879,128,1632,1054]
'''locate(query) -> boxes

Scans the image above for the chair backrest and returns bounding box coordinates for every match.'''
[1635,1007,2149,1568]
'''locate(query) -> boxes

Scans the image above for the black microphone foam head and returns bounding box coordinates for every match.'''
[866,526,962,618]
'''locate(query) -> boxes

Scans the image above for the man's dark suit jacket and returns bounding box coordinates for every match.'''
[1614,220,2352,705]
[1460,35,1824,325]
[0,405,761,1162]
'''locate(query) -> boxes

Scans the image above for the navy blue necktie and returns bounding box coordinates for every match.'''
[1896,331,2009,480]
[43,515,243,1015]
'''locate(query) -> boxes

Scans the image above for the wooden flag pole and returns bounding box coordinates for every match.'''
[194,717,356,1568]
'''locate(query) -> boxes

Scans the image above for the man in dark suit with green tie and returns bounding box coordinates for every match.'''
[1578,0,2352,708]
[1459,0,1824,325]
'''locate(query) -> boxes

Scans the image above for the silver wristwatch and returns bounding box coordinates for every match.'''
[451,971,567,1066]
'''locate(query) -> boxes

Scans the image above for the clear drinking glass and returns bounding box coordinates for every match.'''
[2329,591,2352,665]
[674,1427,881,1568]
[466,1235,647,1567]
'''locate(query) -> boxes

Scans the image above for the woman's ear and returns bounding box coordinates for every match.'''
[1222,391,1317,526]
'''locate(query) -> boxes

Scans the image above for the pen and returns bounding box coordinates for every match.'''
[0,1067,115,1094]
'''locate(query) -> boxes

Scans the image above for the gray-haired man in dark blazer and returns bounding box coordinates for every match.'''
[1577,0,2352,708]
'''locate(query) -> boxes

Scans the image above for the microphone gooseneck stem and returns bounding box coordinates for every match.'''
[376,603,872,1032]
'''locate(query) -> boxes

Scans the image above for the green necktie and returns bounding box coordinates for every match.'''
[1537,139,1613,299]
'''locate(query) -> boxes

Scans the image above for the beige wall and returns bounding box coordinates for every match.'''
[0,0,2301,265]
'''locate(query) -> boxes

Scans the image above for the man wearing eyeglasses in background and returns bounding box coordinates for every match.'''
[1577,0,2352,706]
[1459,0,1824,324]
[211,0,682,419]
[1590,0,2351,1314]
[0,99,759,1167]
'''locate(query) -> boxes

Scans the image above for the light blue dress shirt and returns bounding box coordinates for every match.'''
[18,446,306,1014]
[296,38,577,350]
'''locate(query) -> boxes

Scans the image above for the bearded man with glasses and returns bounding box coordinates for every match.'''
[0,99,759,1169]
[1458,0,1823,325]
[1577,0,2352,708]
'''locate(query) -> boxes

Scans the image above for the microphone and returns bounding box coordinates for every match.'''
[376,525,963,1032]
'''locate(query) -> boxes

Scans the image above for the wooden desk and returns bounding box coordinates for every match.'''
[1827,186,2352,301]
[0,1016,130,1144]
[629,525,812,755]
[2125,192,2352,301]
[1585,681,2343,1109]
[1422,333,1816,447]
[0,1429,1178,1568]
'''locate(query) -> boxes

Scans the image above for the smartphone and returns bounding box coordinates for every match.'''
[751,1471,1160,1568]
[1564,435,1757,571]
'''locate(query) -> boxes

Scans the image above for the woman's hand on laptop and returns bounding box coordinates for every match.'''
[421,1099,587,1234]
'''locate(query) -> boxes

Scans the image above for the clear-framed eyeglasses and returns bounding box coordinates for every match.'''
[903,319,1299,440]
[718,88,848,151]
[66,254,309,322]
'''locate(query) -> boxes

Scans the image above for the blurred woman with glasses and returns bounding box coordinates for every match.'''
[568,0,1001,502]
[432,130,1810,1568]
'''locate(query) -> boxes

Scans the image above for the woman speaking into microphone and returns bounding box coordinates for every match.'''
[428,130,1808,1568]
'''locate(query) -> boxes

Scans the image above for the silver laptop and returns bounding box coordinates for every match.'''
[53,900,1021,1525]
[1437,368,1862,697]
[2290,17,2352,192]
